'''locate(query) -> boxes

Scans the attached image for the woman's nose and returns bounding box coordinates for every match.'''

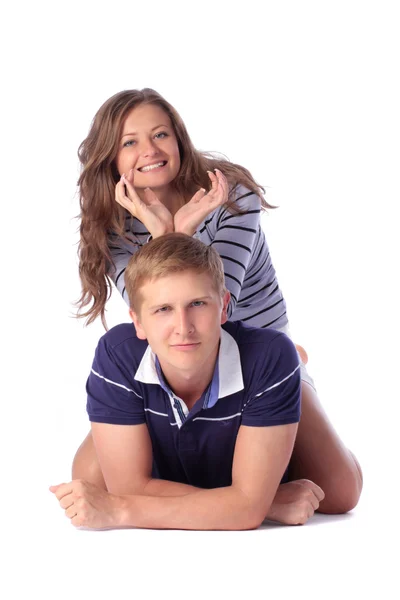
[140,139,159,157]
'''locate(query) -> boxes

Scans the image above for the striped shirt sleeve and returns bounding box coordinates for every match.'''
[241,332,301,427]
[86,334,146,425]
[208,190,262,318]
[108,217,150,302]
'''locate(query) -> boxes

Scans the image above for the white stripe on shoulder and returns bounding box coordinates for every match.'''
[144,408,168,417]
[91,368,143,398]
[143,408,178,426]
[254,364,301,398]
[193,412,242,423]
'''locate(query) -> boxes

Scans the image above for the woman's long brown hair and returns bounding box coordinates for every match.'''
[77,88,275,327]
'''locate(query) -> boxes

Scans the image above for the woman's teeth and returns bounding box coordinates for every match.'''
[139,162,165,172]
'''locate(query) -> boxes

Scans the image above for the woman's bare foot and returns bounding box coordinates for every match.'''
[295,344,308,365]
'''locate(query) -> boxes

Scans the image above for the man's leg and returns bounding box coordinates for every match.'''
[288,380,363,514]
[72,432,107,490]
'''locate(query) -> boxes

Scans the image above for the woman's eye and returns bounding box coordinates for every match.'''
[123,140,136,147]
[155,132,168,139]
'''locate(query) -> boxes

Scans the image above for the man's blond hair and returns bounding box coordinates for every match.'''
[125,233,226,311]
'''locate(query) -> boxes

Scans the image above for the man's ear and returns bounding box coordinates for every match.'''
[220,290,231,325]
[129,308,147,340]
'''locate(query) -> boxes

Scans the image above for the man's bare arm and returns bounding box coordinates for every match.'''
[52,422,303,529]
[141,478,201,496]
[116,423,298,530]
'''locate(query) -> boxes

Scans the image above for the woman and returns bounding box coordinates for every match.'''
[75,89,362,514]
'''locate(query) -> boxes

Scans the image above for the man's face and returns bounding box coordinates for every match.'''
[130,270,230,379]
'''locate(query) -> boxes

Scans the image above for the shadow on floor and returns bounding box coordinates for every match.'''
[259,511,355,530]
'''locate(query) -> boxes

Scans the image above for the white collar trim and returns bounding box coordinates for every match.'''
[134,327,244,398]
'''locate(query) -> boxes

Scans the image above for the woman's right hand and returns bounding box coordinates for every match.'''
[115,169,174,239]
[173,169,229,236]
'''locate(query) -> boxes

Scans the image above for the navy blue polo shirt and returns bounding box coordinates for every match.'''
[86,321,301,489]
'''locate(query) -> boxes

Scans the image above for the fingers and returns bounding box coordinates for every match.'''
[65,504,78,519]
[297,479,325,513]
[49,484,63,493]
[307,503,316,521]
[50,482,74,501]
[115,175,144,217]
[307,491,320,512]
[188,188,207,204]
[295,478,325,502]
[115,178,131,209]
[206,169,228,206]
[207,169,219,192]
[305,480,325,503]
[60,495,75,510]
[122,174,140,203]
[215,168,229,197]
[126,168,134,186]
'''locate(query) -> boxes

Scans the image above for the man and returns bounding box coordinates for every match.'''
[51,234,360,530]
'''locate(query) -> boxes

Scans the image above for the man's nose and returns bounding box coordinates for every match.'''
[174,309,194,336]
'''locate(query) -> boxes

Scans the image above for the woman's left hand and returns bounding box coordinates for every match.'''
[174,169,229,236]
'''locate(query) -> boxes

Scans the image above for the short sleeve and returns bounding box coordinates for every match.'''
[241,332,301,427]
[86,334,146,425]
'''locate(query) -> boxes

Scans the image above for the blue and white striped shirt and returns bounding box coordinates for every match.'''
[108,185,288,330]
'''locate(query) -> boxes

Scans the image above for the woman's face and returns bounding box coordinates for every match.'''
[115,103,181,193]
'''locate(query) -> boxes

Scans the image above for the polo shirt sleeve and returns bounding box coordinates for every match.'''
[241,332,301,427]
[86,334,145,425]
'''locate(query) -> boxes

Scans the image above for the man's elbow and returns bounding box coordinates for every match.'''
[233,509,266,531]
[231,490,268,530]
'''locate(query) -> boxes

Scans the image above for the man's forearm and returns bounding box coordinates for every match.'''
[119,486,264,531]
[141,478,201,497]
[137,478,281,523]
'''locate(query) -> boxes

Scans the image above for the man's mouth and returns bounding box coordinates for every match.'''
[138,161,167,173]
[171,342,201,351]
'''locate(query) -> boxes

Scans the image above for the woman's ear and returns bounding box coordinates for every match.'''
[220,290,231,324]
[129,308,147,340]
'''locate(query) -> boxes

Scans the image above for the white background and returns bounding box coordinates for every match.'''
[1,1,399,598]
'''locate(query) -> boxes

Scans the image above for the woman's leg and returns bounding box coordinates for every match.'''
[288,380,363,514]
[72,432,107,490]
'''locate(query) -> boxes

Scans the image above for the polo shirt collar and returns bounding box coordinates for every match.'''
[134,328,244,402]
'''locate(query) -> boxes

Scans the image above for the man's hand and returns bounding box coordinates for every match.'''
[115,169,174,238]
[265,479,325,525]
[50,480,124,529]
[174,169,229,236]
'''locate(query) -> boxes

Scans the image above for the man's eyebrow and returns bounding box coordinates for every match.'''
[121,124,170,138]
[148,296,213,310]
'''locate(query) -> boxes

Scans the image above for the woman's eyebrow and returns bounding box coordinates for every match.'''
[121,124,170,138]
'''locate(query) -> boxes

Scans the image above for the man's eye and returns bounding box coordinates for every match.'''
[156,306,170,313]
[192,301,205,307]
